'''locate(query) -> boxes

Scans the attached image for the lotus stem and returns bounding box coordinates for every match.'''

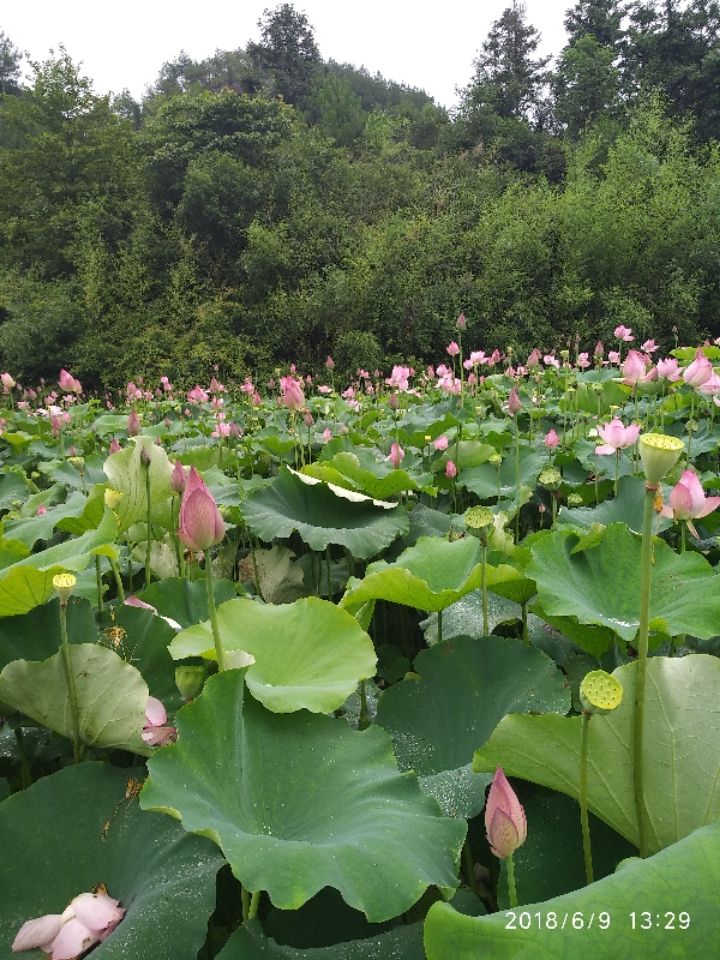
[144,460,152,589]
[634,481,657,858]
[437,609,443,645]
[358,679,369,730]
[205,554,226,673]
[59,599,82,763]
[521,602,528,646]
[247,890,260,921]
[481,543,489,636]
[95,556,104,612]
[579,711,594,884]
[505,851,518,908]
[109,556,125,602]
[514,419,520,541]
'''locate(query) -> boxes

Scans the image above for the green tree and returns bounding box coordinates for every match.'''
[553,34,622,134]
[309,73,366,147]
[247,3,321,106]
[0,30,22,95]
[565,0,625,47]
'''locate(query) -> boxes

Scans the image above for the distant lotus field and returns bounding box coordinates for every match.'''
[1,327,719,959]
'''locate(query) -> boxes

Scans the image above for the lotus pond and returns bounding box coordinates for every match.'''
[1,338,719,959]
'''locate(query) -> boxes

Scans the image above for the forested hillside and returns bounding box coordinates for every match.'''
[1,0,720,387]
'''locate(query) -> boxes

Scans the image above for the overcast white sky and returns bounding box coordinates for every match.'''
[2,1,571,109]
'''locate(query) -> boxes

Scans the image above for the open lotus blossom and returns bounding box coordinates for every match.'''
[142,695,177,746]
[187,385,209,404]
[614,324,634,342]
[661,470,720,522]
[1,371,16,391]
[446,341,460,357]
[178,466,224,552]
[595,418,641,455]
[622,349,656,386]
[13,891,125,958]
[699,372,720,395]
[386,365,411,391]
[485,767,527,859]
[656,357,681,381]
[683,347,714,388]
[58,369,82,394]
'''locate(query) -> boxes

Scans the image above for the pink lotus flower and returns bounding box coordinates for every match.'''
[656,357,681,382]
[446,341,460,357]
[576,352,590,369]
[544,429,559,450]
[595,418,641,455]
[433,435,449,451]
[178,467,224,552]
[642,339,658,354]
[661,470,720,522]
[142,695,177,746]
[1,371,16,392]
[445,459,457,479]
[127,410,140,436]
[543,354,560,369]
[109,438,121,455]
[608,350,620,364]
[621,349,648,386]
[699,373,720,395]
[683,348,714,388]
[387,442,405,469]
[13,891,125,958]
[614,324,634,342]
[58,369,82,394]
[322,428,333,443]
[526,348,541,368]
[485,768,527,859]
[187,385,209,404]
[209,376,225,394]
[507,388,522,416]
[36,504,47,516]
[325,355,335,370]
[317,385,332,394]
[470,350,486,365]
[280,375,304,411]
[386,365,411,391]
[160,375,173,392]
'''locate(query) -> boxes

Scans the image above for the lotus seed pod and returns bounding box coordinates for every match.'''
[175,665,206,701]
[639,433,685,484]
[104,488,123,509]
[580,670,623,715]
[465,506,495,534]
[539,467,563,489]
[52,573,77,604]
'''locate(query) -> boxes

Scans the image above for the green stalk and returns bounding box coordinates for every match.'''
[358,679,369,730]
[144,462,152,589]
[59,600,82,763]
[437,609,443,645]
[247,890,260,921]
[205,555,226,672]
[109,556,125,602]
[634,482,657,858]
[514,418,521,541]
[481,542,489,636]
[579,711,594,884]
[505,852,518,908]
[95,556,104,613]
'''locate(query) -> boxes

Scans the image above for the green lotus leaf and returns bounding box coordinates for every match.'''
[474,654,720,854]
[457,447,544,500]
[39,454,108,491]
[0,762,223,960]
[0,472,30,512]
[0,508,118,617]
[217,918,425,960]
[169,597,376,714]
[376,637,570,817]
[103,435,174,532]
[2,490,88,547]
[139,576,237,628]
[527,523,720,642]
[341,536,523,614]
[0,644,150,755]
[242,467,408,559]
[425,819,720,960]
[304,449,423,498]
[556,476,672,535]
[141,671,465,921]
[421,593,526,644]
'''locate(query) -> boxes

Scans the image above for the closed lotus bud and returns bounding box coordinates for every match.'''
[171,460,187,494]
[507,389,522,416]
[485,767,527,859]
[177,467,225,552]
[175,665,206,701]
[109,438,121,455]
[127,410,140,436]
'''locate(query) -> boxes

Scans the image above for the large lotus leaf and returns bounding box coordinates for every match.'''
[341,536,523,614]
[425,819,720,960]
[169,597,376,714]
[217,919,424,960]
[0,471,29,511]
[421,593,526,644]
[103,435,174,532]
[530,601,619,658]
[457,447,544,500]
[474,655,720,854]
[556,476,672,535]
[0,508,118,617]
[3,490,89,547]
[242,467,408,559]
[0,762,224,960]
[527,523,720,642]
[140,576,237,628]
[0,644,150,755]
[432,440,496,473]
[376,637,570,818]
[303,449,422,498]
[141,671,465,921]
[39,454,108,491]
[0,596,97,669]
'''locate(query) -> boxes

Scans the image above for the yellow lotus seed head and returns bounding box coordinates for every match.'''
[67,456,85,468]
[52,573,77,603]
[639,433,685,483]
[567,493,583,507]
[104,488,124,509]
[580,670,624,715]
[539,467,563,489]
[465,506,495,530]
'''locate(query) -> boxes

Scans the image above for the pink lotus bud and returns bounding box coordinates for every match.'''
[434,435,449,451]
[325,355,335,370]
[485,767,527,859]
[280,375,304,411]
[109,438,121,455]
[160,375,173,391]
[507,388,522,416]
[446,341,460,357]
[1,371,16,392]
[304,412,314,427]
[544,429,559,450]
[445,459,457,479]
[36,504,47,516]
[388,393,399,410]
[387,442,405,469]
[322,428,333,443]
[594,340,604,358]
[608,350,620,364]
[228,422,241,438]
[177,467,224,552]
[576,352,590,369]
[468,372,477,386]
[622,349,647,386]
[683,348,714,388]
[58,369,82,394]
[209,376,225,394]
[456,312,467,331]
[526,348,541,368]
[127,410,140,436]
